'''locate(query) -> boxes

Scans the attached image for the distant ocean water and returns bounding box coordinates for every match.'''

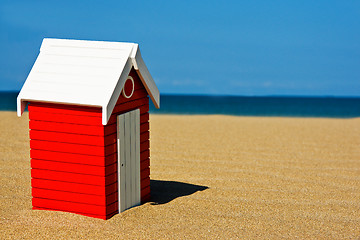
[2,91,360,118]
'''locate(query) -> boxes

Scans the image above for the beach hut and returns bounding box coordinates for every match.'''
[17,38,160,220]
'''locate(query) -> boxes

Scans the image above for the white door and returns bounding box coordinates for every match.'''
[117,109,141,212]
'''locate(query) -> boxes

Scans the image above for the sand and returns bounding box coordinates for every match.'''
[0,111,359,239]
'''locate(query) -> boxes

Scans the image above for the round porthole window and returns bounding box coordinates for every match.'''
[122,76,135,98]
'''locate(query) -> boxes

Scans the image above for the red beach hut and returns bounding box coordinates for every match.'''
[17,38,160,220]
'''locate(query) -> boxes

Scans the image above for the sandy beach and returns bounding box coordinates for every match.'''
[1,111,359,239]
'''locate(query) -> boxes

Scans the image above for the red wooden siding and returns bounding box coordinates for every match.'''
[29,68,151,220]
[32,179,117,196]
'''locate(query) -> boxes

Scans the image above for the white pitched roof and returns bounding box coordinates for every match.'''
[17,38,160,125]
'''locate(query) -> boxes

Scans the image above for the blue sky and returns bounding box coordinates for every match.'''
[1,1,359,96]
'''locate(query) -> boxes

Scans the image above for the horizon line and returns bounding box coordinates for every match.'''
[1,90,359,99]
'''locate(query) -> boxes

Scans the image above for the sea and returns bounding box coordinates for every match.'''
[2,91,360,118]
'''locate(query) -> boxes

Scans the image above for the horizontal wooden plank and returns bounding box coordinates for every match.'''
[32,188,117,206]
[114,97,148,113]
[140,131,149,143]
[29,120,116,136]
[139,103,149,115]
[115,88,148,106]
[112,98,149,117]
[31,169,117,186]
[41,41,131,58]
[30,150,116,166]
[29,110,102,126]
[29,110,148,129]
[108,103,148,125]
[31,144,148,167]
[30,140,116,156]
[140,167,150,180]
[140,140,149,152]
[32,197,117,216]
[29,92,148,127]
[141,177,150,189]
[28,122,146,147]
[141,193,150,204]
[140,122,149,134]
[31,149,148,167]
[31,178,117,196]
[141,186,150,199]
[29,102,101,117]
[30,130,116,146]
[141,158,150,171]
[140,112,149,124]
[141,149,150,161]
[31,159,116,176]
[32,206,117,220]
[107,110,149,126]
[140,134,150,144]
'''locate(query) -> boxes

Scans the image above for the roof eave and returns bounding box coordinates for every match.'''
[130,45,160,109]
[102,57,133,125]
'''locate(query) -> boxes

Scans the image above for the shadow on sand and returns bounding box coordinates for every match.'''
[150,180,208,205]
